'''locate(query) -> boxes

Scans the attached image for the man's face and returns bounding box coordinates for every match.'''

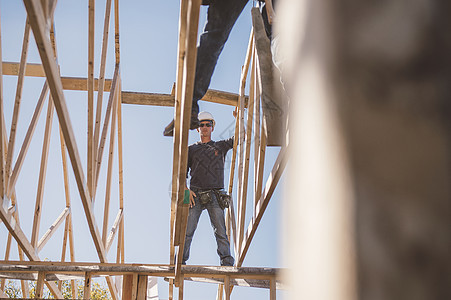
[197,120,214,137]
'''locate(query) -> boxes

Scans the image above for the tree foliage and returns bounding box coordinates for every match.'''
[2,278,112,299]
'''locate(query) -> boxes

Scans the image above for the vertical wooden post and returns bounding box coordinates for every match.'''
[224,276,231,300]
[87,0,95,199]
[31,96,54,248]
[269,277,276,300]
[36,271,45,299]
[216,284,224,300]
[168,278,174,300]
[121,274,133,300]
[93,0,113,181]
[102,83,118,245]
[137,275,148,300]
[5,21,30,190]
[178,275,184,300]
[114,0,120,64]
[84,272,92,299]
[0,0,5,200]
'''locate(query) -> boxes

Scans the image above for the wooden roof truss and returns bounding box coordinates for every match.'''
[0,1,284,299]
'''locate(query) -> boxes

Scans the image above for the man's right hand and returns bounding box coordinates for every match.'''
[189,190,197,208]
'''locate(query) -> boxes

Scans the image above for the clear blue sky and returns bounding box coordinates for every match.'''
[0,1,284,299]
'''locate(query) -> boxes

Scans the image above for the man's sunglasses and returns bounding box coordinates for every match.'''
[199,122,212,127]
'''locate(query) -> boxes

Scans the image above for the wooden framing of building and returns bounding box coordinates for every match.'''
[0,1,284,299]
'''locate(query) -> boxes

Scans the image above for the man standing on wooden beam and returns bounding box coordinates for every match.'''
[182,111,235,266]
[163,0,249,136]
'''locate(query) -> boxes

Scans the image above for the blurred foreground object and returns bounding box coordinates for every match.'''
[279,0,451,299]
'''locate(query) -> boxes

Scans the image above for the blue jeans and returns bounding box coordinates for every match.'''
[183,190,234,266]
[192,0,249,113]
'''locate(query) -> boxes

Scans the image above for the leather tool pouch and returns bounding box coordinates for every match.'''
[215,190,231,210]
[198,190,212,205]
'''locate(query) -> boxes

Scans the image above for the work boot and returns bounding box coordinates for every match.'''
[163,109,200,137]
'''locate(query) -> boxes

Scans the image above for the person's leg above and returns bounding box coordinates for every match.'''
[163,0,248,136]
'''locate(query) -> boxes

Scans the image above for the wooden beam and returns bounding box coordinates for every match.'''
[0,202,63,297]
[172,0,202,286]
[238,146,288,266]
[7,82,48,199]
[0,8,5,200]
[93,0,113,185]
[36,271,45,298]
[170,275,285,289]
[102,85,118,245]
[84,272,92,299]
[31,95,54,248]
[121,89,245,107]
[114,0,120,64]
[0,261,281,278]
[122,274,133,300]
[270,276,276,300]
[87,0,95,198]
[24,0,107,264]
[137,275,148,300]
[5,21,31,191]
[237,50,256,255]
[94,65,119,199]
[224,276,231,300]
[37,207,70,252]
[106,209,123,253]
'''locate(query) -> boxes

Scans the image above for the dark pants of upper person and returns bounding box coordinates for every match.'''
[191,0,249,115]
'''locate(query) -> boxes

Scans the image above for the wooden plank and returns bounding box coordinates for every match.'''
[114,0,120,64]
[237,58,255,254]
[7,82,48,198]
[251,8,285,146]
[5,21,31,190]
[238,146,288,266]
[234,30,253,258]
[58,121,78,299]
[173,0,202,285]
[62,76,113,91]
[102,86,118,244]
[117,78,124,210]
[0,205,63,297]
[0,261,281,277]
[36,271,45,298]
[31,96,54,248]
[121,89,245,107]
[87,0,95,198]
[94,66,119,198]
[106,209,123,253]
[122,274,133,300]
[216,284,223,300]
[2,62,45,77]
[270,276,276,300]
[254,65,266,215]
[137,275,148,300]
[224,276,231,300]
[171,0,191,261]
[178,275,184,300]
[37,207,70,252]
[24,0,107,264]
[84,272,92,299]
[93,0,113,185]
[0,8,5,201]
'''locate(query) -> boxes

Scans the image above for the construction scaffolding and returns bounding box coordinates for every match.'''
[0,1,286,299]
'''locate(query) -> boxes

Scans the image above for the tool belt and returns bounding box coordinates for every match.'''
[196,189,231,210]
